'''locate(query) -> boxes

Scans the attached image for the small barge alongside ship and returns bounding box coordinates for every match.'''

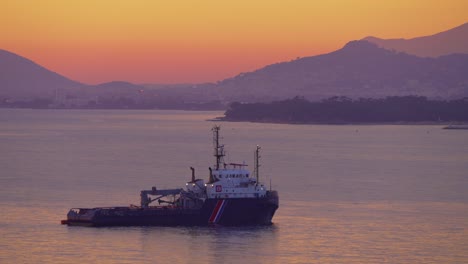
[62,126,279,227]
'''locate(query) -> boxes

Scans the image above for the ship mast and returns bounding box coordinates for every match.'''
[254,145,261,184]
[212,125,225,170]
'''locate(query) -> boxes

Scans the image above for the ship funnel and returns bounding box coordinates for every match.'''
[208,167,214,183]
[190,167,195,182]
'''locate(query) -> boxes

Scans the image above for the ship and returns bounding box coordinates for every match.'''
[61,125,279,227]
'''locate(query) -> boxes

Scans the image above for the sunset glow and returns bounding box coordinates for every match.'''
[1,0,467,84]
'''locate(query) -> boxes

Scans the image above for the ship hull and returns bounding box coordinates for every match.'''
[64,192,278,227]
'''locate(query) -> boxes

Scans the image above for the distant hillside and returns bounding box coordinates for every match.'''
[215,40,468,102]
[363,22,468,58]
[0,49,84,99]
[0,50,165,107]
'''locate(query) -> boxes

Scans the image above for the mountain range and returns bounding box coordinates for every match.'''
[1,22,467,108]
[213,40,468,102]
[363,22,468,58]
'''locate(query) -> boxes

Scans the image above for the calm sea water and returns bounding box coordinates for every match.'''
[1,109,467,263]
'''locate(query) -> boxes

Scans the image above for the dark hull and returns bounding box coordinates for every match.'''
[64,192,278,227]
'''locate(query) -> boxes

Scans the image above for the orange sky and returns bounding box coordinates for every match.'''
[1,0,467,84]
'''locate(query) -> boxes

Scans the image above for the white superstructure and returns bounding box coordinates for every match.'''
[185,126,268,199]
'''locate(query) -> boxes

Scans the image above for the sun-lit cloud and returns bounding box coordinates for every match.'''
[1,0,467,84]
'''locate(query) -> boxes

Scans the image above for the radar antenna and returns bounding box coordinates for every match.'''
[254,145,261,184]
[212,125,225,170]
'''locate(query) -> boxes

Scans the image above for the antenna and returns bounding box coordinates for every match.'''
[212,125,225,170]
[254,145,261,184]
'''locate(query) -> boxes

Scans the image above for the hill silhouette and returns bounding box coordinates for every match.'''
[0,49,84,99]
[215,40,468,102]
[0,51,150,106]
[363,22,468,57]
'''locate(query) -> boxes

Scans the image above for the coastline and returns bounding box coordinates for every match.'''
[213,117,468,126]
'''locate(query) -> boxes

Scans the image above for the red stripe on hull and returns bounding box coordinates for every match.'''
[208,200,223,223]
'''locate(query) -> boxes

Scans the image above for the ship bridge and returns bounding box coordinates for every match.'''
[206,165,266,199]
